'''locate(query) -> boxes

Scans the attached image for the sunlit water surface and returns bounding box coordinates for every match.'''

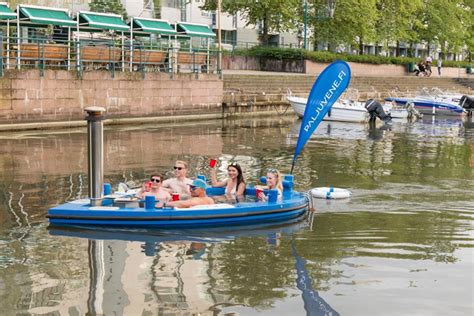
[0,116,473,315]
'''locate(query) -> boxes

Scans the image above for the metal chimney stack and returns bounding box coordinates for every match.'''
[85,106,106,206]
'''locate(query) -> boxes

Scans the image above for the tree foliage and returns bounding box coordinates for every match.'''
[202,0,300,45]
[89,0,128,20]
[204,0,472,61]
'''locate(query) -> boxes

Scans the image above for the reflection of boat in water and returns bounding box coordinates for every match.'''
[288,119,373,142]
[48,215,311,244]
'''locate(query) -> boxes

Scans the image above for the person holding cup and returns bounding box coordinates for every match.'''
[137,174,171,204]
[162,160,193,199]
[165,179,214,208]
[210,161,246,197]
[256,168,283,202]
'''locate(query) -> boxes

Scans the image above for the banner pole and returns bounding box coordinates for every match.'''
[290,158,296,175]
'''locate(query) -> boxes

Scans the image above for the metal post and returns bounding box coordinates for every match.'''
[130,18,134,72]
[85,106,106,206]
[217,0,222,76]
[303,0,307,50]
[16,5,20,70]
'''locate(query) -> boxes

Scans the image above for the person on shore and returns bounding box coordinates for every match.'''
[162,160,193,199]
[136,174,171,202]
[256,168,283,202]
[415,61,426,76]
[210,162,246,198]
[437,57,442,76]
[165,179,214,208]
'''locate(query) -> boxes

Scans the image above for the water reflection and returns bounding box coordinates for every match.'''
[47,217,323,315]
[0,116,473,315]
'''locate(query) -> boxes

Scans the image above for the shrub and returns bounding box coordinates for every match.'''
[229,46,472,68]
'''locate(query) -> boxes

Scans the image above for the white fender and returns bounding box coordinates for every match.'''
[311,187,352,199]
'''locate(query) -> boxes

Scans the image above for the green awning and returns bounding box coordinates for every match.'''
[0,3,16,20]
[132,18,176,35]
[177,22,216,38]
[78,11,129,32]
[18,6,75,27]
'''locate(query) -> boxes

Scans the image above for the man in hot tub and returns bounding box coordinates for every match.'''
[165,179,214,208]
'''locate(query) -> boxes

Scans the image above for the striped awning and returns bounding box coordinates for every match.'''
[0,3,16,20]
[132,18,176,35]
[18,5,75,27]
[78,11,129,32]
[177,22,216,38]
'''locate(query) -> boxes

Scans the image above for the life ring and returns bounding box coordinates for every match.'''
[311,187,352,199]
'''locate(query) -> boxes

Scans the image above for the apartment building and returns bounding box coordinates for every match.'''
[121,0,299,49]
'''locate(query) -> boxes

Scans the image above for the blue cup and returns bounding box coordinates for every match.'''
[143,242,156,256]
[268,189,278,203]
[145,195,155,210]
[104,183,112,196]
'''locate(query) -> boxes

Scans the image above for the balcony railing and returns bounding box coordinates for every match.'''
[0,34,219,78]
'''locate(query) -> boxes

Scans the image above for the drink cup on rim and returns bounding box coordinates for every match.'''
[209,158,217,168]
[172,193,180,201]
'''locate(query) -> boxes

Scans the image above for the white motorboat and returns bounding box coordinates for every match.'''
[287,95,410,123]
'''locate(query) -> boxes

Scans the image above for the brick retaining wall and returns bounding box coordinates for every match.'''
[0,70,223,124]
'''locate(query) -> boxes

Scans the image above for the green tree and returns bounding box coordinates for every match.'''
[202,0,300,45]
[89,0,128,20]
[374,0,423,57]
[314,0,377,54]
[462,0,473,61]
[414,0,466,59]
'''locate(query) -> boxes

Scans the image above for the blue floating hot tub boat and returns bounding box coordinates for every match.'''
[47,108,311,229]
[47,186,309,228]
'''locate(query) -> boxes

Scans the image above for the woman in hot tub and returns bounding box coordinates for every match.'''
[210,162,246,202]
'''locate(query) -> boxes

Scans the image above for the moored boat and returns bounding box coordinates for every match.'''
[287,95,409,123]
[385,88,469,116]
[47,107,310,229]
[47,186,309,228]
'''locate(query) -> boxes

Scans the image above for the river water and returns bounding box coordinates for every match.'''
[0,116,473,315]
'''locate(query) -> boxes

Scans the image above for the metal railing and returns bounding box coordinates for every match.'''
[0,33,220,79]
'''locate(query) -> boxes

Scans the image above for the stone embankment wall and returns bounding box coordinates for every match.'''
[0,70,223,124]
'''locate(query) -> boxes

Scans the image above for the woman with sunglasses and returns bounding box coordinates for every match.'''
[210,162,246,198]
[256,168,283,202]
[137,174,171,203]
[162,160,193,199]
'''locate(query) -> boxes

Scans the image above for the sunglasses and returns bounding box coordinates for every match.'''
[173,166,184,170]
[267,168,278,173]
[150,178,161,183]
[189,185,198,191]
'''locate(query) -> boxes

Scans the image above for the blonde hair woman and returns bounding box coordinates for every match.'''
[256,168,283,202]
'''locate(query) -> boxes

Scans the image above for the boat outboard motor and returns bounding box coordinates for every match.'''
[460,95,474,114]
[365,99,392,123]
[406,101,423,119]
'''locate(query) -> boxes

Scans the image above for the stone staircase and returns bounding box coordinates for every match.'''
[222,74,474,109]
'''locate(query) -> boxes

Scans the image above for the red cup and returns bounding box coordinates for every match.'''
[256,188,263,199]
[172,193,180,201]
[209,159,217,168]
[146,181,153,190]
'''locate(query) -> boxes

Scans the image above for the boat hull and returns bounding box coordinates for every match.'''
[47,191,309,228]
[287,95,368,123]
[385,97,464,116]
